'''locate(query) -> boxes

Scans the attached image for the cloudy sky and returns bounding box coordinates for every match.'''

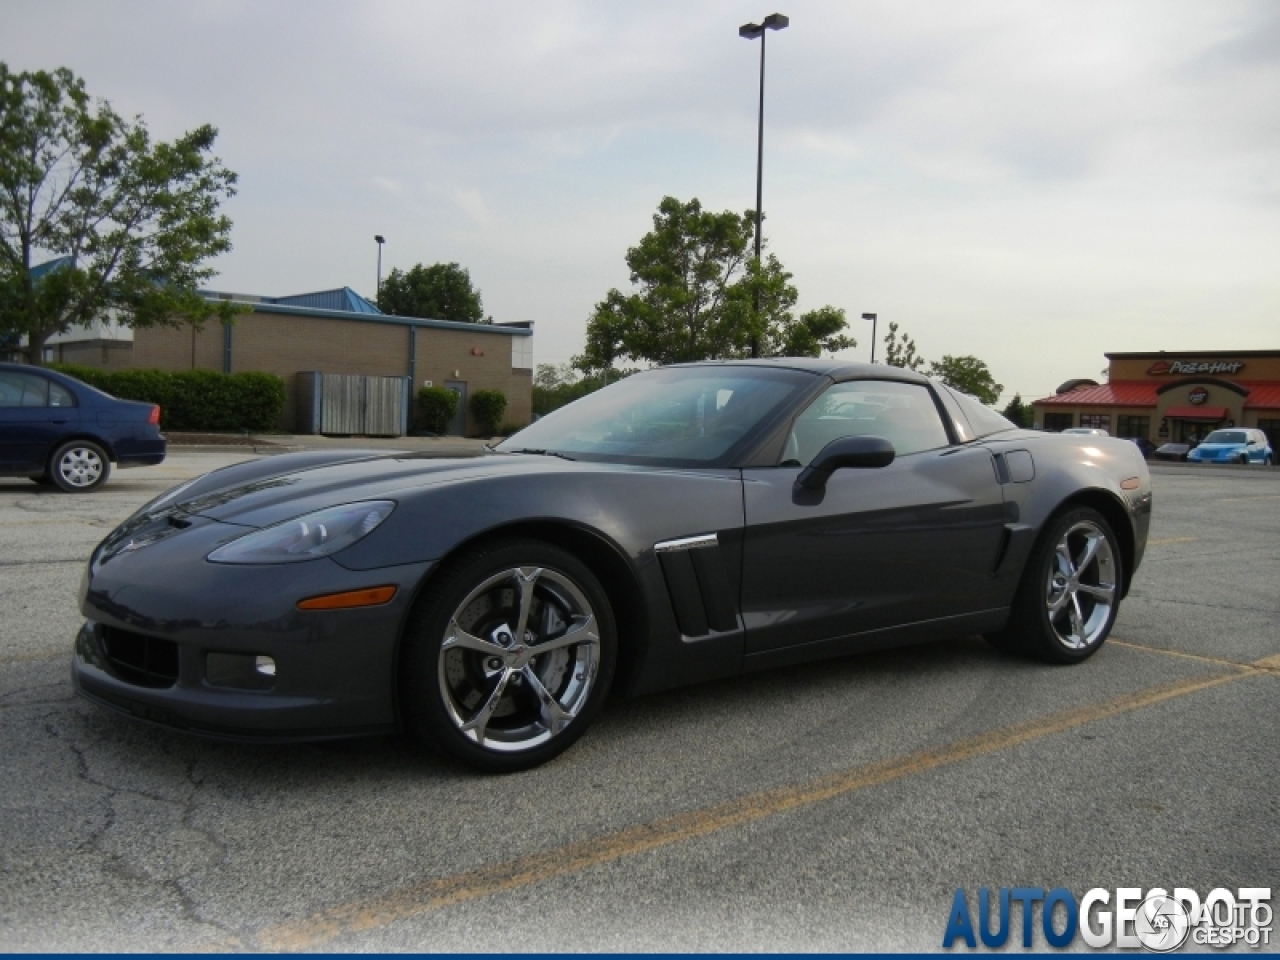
[5,0,1278,400]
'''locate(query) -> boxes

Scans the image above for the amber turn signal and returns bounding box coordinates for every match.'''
[1120,477,1141,490]
[297,585,397,610]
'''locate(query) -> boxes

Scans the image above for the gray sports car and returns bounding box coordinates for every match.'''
[73,360,1152,771]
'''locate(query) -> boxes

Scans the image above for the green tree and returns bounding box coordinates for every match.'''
[928,354,1004,405]
[577,196,853,374]
[415,385,458,434]
[377,262,487,323]
[470,389,508,436]
[0,64,240,365]
[1000,393,1032,428]
[882,321,926,371]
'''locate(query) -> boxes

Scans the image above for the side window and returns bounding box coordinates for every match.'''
[782,380,950,465]
[48,382,75,407]
[0,372,48,408]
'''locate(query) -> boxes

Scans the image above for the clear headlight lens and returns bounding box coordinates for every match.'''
[207,501,395,564]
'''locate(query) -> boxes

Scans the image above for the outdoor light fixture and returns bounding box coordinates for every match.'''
[739,12,789,358]
[375,235,386,297]
[862,313,877,363]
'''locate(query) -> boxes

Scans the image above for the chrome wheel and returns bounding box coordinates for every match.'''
[58,446,104,487]
[1045,520,1116,650]
[437,565,600,753]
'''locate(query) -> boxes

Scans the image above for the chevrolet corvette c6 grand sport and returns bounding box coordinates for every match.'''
[73,360,1151,771]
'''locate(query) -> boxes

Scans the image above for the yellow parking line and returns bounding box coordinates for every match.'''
[1145,537,1198,545]
[254,668,1248,950]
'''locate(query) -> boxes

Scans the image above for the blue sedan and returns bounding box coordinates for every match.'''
[1186,428,1274,466]
[0,363,166,492]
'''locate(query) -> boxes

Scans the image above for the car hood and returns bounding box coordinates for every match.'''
[1191,443,1241,453]
[177,453,568,528]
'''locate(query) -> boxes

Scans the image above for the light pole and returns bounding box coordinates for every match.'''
[740,12,788,358]
[862,312,877,363]
[374,235,385,300]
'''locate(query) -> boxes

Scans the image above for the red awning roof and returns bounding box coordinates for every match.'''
[1243,383,1280,409]
[1035,381,1157,406]
[1164,406,1228,420]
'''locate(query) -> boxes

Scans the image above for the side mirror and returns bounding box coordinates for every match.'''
[795,435,895,490]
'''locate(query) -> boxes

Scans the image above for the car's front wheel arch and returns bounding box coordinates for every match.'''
[1042,489,1136,600]
[391,520,648,732]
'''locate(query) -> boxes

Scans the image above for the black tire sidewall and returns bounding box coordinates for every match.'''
[1012,507,1123,664]
[48,440,111,493]
[400,538,617,773]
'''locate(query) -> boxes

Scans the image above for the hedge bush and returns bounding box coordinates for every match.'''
[47,364,286,432]
[415,386,458,435]
[470,389,508,437]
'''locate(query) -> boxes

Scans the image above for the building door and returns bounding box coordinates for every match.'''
[444,380,467,436]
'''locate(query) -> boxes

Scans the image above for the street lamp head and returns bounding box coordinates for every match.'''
[862,312,876,320]
[740,14,787,38]
[739,22,763,38]
[374,235,385,244]
[762,13,789,30]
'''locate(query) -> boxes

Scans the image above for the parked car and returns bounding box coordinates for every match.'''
[1153,442,1193,462]
[0,362,166,492]
[1062,427,1111,436]
[1123,436,1157,459]
[1186,428,1274,466]
[72,360,1151,772]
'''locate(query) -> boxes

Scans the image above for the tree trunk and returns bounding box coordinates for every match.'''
[24,329,49,367]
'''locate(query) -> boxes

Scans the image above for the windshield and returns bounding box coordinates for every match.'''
[496,365,815,466]
[1203,431,1246,444]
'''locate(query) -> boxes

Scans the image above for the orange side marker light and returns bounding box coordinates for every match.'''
[297,585,397,610]
[1120,477,1141,490]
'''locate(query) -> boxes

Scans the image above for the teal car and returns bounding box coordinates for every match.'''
[1187,428,1274,465]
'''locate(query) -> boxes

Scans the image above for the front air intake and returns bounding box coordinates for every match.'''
[101,627,179,688]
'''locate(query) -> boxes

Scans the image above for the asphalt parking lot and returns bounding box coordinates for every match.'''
[1,453,1276,951]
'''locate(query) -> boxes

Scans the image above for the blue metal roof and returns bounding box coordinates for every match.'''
[30,256,73,280]
[267,287,381,314]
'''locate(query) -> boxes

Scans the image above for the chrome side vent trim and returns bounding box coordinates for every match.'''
[654,533,719,554]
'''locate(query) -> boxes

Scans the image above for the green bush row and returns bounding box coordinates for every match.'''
[49,364,286,432]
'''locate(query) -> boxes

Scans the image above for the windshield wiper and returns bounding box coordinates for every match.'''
[505,448,577,461]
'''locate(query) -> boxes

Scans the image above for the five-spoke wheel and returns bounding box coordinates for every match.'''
[402,539,616,772]
[987,507,1122,663]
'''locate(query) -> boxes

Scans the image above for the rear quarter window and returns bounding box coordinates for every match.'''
[939,384,1017,440]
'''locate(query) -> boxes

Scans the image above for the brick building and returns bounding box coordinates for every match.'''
[1032,350,1280,450]
[34,286,534,436]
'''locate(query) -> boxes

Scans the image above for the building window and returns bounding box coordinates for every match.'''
[1116,415,1150,438]
[1079,414,1111,430]
[1044,412,1074,431]
[1259,419,1280,453]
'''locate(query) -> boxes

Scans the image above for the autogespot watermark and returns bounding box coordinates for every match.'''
[943,886,1273,951]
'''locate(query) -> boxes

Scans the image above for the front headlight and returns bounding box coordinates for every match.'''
[207,501,395,564]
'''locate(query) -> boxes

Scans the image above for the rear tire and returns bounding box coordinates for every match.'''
[48,440,111,492]
[400,538,617,773]
[985,507,1122,664]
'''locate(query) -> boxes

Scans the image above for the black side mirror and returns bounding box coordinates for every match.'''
[795,435,895,490]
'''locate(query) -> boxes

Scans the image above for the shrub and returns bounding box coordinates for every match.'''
[45,364,285,432]
[470,390,507,436]
[416,386,458,435]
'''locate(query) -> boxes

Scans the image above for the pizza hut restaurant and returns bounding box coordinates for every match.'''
[1032,350,1280,449]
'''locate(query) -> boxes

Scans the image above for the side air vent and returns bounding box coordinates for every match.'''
[654,534,738,637]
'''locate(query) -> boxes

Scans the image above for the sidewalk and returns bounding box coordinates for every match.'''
[165,432,492,457]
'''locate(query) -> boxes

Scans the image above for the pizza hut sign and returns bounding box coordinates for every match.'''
[1188,387,1210,405]
[1146,359,1245,376]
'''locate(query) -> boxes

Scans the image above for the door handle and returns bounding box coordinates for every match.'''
[50,419,69,424]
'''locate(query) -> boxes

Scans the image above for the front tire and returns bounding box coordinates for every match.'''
[400,539,617,772]
[48,440,111,492]
[986,507,1122,664]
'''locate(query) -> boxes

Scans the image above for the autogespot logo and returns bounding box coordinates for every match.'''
[942,886,1273,951]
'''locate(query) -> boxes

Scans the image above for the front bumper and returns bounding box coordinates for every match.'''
[71,517,433,741]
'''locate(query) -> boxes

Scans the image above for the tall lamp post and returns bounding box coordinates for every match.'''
[862,312,877,363]
[740,12,788,358]
[374,235,386,300]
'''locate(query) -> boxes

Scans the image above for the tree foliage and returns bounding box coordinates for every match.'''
[928,354,1004,406]
[378,262,486,323]
[1000,393,1032,428]
[882,321,926,371]
[0,64,240,364]
[533,362,624,416]
[577,196,853,373]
